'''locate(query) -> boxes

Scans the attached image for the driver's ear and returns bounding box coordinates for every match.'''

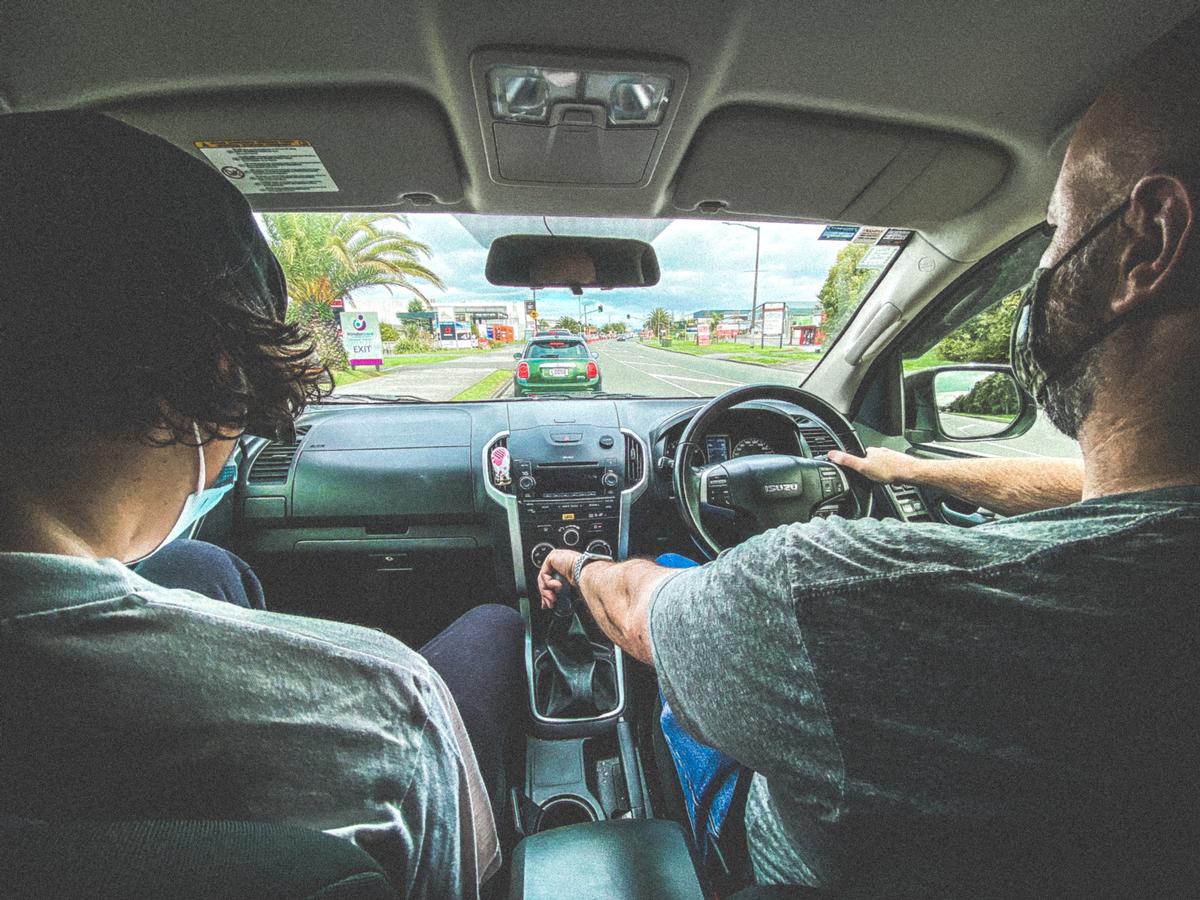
[1113,174,1196,316]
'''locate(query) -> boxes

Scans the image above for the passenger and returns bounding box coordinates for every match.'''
[538,16,1200,896]
[0,111,523,899]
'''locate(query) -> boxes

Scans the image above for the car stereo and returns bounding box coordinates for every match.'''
[513,460,621,568]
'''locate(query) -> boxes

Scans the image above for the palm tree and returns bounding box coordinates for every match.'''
[646,307,672,340]
[262,213,445,370]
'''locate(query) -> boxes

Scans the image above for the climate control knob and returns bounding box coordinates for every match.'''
[530,542,555,567]
[561,527,581,547]
[585,539,613,556]
[601,471,620,488]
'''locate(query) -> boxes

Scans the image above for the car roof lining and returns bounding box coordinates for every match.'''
[3,0,1198,264]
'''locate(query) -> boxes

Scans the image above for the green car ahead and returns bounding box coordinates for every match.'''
[514,337,602,396]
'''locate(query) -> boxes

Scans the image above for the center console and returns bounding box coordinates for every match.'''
[485,422,652,840]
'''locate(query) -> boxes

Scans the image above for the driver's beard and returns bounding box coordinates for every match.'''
[1034,228,1118,441]
[1042,341,1102,440]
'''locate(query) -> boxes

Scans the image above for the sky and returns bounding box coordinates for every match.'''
[350,213,849,326]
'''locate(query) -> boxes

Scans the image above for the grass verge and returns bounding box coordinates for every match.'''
[652,340,822,366]
[902,352,951,371]
[452,368,511,401]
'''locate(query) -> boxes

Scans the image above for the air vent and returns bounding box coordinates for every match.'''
[797,424,840,456]
[624,434,644,487]
[488,436,514,494]
[247,425,310,484]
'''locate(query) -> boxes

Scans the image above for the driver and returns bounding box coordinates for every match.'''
[539,17,1200,895]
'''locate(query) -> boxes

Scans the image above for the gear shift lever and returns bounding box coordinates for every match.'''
[533,580,617,719]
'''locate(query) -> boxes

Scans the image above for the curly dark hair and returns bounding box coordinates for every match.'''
[0,111,332,450]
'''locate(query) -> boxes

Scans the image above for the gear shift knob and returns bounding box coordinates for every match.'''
[551,579,575,619]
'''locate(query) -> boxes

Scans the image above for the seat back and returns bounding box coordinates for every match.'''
[0,819,398,899]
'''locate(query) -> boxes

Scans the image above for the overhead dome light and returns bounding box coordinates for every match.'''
[488,64,672,126]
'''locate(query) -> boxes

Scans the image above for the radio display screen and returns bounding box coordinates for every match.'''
[533,464,604,495]
[704,434,730,464]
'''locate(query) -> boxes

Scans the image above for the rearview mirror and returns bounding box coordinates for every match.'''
[486,235,660,295]
[904,365,1034,443]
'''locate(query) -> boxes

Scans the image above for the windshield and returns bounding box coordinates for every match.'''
[261,213,895,402]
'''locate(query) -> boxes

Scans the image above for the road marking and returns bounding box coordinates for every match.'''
[650,374,742,386]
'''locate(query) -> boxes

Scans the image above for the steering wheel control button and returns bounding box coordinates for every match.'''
[706,473,732,507]
[585,539,613,556]
[531,542,555,567]
[599,435,615,449]
[562,526,581,547]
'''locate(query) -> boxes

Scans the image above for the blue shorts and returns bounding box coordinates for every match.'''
[656,553,749,866]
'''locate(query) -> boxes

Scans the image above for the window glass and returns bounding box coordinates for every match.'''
[527,341,587,359]
[899,227,1080,459]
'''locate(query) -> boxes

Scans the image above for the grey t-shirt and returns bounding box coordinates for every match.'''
[0,554,499,898]
[649,487,1200,893]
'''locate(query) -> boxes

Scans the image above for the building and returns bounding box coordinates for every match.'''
[344,294,534,340]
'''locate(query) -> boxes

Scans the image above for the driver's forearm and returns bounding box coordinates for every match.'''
[905,456,1083,516]
[577,559,673,665]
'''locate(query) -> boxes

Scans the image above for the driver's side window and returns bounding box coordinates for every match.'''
[899,227,1080,459]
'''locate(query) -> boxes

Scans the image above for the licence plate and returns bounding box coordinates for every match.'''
[543,367,570,378]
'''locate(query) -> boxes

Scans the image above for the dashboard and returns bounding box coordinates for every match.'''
[234,397,852,603]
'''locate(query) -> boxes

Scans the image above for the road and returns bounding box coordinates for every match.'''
[331,347,522,400]
[583,339,816,397]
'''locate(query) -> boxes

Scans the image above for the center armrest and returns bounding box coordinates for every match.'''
[509,819,704,900]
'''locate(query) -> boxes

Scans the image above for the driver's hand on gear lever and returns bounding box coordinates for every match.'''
[538,549,581,610]
[827,447,918,485]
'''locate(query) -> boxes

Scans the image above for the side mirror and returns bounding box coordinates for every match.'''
[904,365,1035,443]
[513,351,523,359]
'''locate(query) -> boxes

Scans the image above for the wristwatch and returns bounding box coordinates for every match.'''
[572,550,613,590]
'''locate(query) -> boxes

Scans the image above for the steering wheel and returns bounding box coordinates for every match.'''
[672,384,873,558]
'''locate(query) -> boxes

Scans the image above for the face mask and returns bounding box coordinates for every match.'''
[1010,200,1131,405]
[127,425,237,564]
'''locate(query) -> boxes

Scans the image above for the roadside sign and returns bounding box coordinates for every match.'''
[761,303,786,336]
[340,311,383,366]
[330,297,345,311]
[697,320,712,346]
[819,224,859,241]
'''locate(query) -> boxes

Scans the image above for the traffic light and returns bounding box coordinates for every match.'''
[597,305,604,312]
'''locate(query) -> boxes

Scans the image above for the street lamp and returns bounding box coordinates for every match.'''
[723,222,761,345]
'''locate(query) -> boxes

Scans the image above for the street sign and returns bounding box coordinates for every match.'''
[761,303,786,336]
[819,224,859,241]
[340,311,383,367]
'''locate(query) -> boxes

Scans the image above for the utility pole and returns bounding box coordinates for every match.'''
[724,222,761,346]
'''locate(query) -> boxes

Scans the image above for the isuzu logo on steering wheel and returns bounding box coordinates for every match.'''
[764,482,800,494]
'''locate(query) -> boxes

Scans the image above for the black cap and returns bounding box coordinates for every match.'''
[0,110,286,319]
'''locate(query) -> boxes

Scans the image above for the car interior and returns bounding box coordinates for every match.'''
[4,0,1197,897]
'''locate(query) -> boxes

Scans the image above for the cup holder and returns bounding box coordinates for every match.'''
[536,796,597,832]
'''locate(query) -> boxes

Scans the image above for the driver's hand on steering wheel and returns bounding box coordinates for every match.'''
[537,549,581,610]
[827,447,917,485]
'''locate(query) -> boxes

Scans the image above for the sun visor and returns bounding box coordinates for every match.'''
[672,106,1008,226]
[99,87,464,209]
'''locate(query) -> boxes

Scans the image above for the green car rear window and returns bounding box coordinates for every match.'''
[527,341,587,359]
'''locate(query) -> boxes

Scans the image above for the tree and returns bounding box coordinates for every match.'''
[710,312,724,330]
[937,290,1021,363]
[556,316,582,333]
[646,307,672,339]
[407,297,427,313]
[817,243,875,342]
[262,213,445,370]
[379,322,400,342]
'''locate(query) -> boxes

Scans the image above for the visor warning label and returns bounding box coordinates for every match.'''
[194,140,339,194]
